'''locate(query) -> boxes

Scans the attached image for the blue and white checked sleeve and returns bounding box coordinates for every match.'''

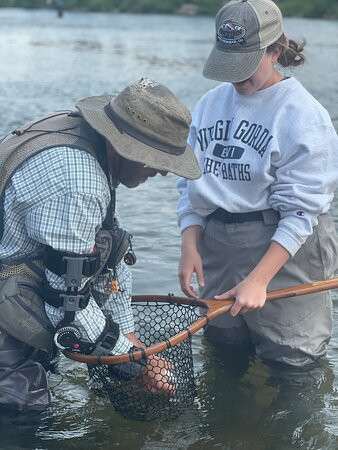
[15,146,134,355]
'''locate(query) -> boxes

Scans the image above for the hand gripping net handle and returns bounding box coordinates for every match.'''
[64,277,338,365]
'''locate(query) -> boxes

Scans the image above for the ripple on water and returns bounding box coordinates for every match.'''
[0,8,337,450]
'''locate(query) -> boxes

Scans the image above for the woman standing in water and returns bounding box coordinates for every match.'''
[177,0,338,366]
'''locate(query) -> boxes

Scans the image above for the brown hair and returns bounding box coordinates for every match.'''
[267,33,306,67]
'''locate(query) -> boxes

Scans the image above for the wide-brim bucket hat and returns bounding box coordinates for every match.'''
[203,0,283,83]
[76,78,201,180]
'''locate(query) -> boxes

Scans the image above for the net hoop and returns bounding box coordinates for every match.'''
[63,278,338,365]
[63,294,227,365]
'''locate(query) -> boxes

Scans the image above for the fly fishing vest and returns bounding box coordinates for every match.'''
[0,111,133,351]
[0,110,102,239]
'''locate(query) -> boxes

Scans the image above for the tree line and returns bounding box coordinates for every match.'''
[0,0,337,18]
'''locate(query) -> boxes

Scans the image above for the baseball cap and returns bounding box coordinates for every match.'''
[203,0,283,83]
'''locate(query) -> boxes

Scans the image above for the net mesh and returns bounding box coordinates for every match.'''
[88,300,200,421]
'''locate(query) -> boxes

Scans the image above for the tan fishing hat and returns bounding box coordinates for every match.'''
[76,78,201,180]
[203,0,283,83]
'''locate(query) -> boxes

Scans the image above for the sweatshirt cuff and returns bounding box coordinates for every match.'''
[271,228,303,257]
[179,213,206,233]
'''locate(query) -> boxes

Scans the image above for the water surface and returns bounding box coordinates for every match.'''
[0,8,337,450]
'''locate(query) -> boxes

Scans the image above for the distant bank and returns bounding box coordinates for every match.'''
[0,0,337,19]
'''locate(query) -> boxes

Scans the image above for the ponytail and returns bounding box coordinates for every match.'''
[267,33,306,67]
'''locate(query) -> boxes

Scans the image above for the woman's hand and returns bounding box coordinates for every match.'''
[179,246,204,298]
[179,225,204,298]
[215,277,268,316]
[215,241,291,316]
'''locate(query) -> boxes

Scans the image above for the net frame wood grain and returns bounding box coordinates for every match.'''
[64,277,338,365]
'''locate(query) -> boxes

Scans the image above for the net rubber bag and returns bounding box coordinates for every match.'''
[88,300,200,421]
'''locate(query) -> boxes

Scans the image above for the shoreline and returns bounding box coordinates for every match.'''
[0,6,337,20]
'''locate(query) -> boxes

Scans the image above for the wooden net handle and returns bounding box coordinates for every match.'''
[64,277,338,365]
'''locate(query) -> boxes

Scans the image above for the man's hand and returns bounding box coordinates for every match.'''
[124,332,176,394]
[138,355,176,394]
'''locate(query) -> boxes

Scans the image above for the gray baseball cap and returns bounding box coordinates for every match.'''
[76,78,201,180]
[203,0,283,83]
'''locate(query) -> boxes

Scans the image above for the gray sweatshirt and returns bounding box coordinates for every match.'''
[177,77,338,256]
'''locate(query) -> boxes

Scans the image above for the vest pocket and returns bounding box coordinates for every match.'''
[0,274,54,352]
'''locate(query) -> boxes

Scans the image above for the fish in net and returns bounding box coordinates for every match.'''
[87,300,200,421]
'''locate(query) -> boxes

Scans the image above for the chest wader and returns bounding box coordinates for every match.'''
[0,111,135,412]
[0,261,54,413]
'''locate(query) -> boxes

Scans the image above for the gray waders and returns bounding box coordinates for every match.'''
[0,332,51,413]
[0,264,55,413]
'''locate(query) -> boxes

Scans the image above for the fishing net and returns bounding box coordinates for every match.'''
[88,299,200,421]
[68,279,338,421]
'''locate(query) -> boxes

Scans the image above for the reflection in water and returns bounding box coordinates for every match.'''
[268,361,337,449]
[194,341,338,449]
[0,7,337,449]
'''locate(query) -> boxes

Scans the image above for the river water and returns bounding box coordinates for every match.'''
[0,8,337,450]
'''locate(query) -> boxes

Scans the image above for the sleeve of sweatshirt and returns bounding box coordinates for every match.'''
[177,107,206,232]
[270,115,338,256]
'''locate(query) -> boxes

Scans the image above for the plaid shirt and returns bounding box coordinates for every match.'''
[0,146,134,355]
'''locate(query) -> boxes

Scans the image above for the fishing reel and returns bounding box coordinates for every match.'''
[123,236,137,266]
[54,324,83,352]
[54,316,121,356]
